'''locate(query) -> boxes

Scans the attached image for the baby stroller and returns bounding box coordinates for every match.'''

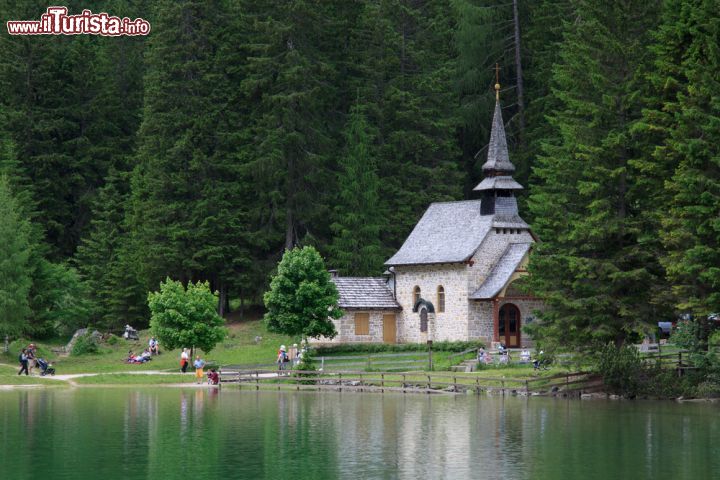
[37,358,55,376]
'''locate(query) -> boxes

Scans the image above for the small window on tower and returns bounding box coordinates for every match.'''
[437,286,445,313]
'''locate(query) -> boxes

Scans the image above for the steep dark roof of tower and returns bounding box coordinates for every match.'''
[481,100,515,174]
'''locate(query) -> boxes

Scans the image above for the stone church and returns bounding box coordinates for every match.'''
[318,88,541,348]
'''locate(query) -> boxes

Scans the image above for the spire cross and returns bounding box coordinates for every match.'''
[494,63,500,101]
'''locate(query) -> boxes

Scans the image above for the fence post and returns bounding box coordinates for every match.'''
[428,341,434,371]
[321,356,325,371]
[476,377,480,395]
[256,370,259,391]
[525,380,529,395]
[402,374,406,393]
[367,355,371,371]
[339,372,342,391]
[427,374,432,392]
[381,373,385,392]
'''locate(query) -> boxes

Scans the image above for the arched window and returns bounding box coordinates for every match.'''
[437,286,445,313]
[413,286,421,305]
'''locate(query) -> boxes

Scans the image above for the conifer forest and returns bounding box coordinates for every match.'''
[1,0,718,346]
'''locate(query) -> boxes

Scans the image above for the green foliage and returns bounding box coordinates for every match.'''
[295,349,317,372]
[526,0,663,349]
[654,0,720,315]
[328,102,386,276]
[29,260,95,338]
[315,340,484,355]
[595,344,643,396]
[670,319,709,352]
[264,247,342,340]
[71,334,99,356]
[148,278,227,353]
[106,334,119,346]
[0,176,32,337]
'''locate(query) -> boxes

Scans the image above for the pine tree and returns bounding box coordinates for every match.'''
[526,0,662,349]
[241,0,341,252]
[347,0,462,252]
[131,0,255,311]
[0,176,33,338]
[328,102,385,276]
[653,0,720,314]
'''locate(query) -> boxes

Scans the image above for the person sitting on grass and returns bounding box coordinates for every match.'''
[148,336,160,355]
[207,369,219,385]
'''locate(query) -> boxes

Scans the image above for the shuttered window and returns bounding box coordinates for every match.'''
[354,313,370,335]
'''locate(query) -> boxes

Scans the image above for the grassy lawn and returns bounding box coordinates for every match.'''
[0,319,604,389]
[0,321,296,375]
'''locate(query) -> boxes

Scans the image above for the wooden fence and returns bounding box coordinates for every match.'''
[223,351,433,373]
[217,367,601,396]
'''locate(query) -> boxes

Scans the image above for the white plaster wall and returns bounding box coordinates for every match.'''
[393,264,470,342]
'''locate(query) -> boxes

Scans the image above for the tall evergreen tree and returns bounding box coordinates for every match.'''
[651,0,720,315]
[527,0,662,349]
[131,0,254,312]
[0,176,33,338]
[347,0,463,252]
[328,102,385,276]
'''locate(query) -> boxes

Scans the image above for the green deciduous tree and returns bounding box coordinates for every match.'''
[148,278,227,353]
[264,246,342,341]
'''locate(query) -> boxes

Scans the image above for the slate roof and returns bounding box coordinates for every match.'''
[473,176,524,191]
[481,100,515,174]
[384,200,493,266]
[470,243,531,299]
[331,277,401,310]
[492,197,530,229]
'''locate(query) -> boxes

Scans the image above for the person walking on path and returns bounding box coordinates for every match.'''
[26,344,36,375]
[193,356,205,384]
[277,345,288,372]
[18,349,29,376]
[180,348,189,373]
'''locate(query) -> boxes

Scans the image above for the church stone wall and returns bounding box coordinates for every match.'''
[468,301,494,344]
[393,264,470,342]
[310,310,397,344]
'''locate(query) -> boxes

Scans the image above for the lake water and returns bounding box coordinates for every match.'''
[1,387,718,479]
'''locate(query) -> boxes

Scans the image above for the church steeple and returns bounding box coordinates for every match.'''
[473,69,524,217]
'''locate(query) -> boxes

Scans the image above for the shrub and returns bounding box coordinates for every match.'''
[71,334,99,356]
[595,343,643,397]
[314,340,484,355]
[106,334,119,346]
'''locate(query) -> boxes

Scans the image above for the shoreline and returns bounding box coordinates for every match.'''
[1,377,719,402]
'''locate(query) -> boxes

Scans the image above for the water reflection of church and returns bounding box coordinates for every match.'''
[321,84,542,348]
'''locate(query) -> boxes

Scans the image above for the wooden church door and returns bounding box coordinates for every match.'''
[498,303,521,348]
